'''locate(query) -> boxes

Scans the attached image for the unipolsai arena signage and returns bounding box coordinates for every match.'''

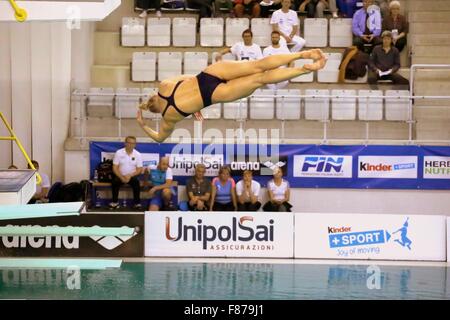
[145,212,294,258]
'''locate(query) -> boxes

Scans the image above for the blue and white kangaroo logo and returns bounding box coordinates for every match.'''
[392,218,412,250]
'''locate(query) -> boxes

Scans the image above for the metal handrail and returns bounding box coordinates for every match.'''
[408,64,450,142]
[71,90,450,101]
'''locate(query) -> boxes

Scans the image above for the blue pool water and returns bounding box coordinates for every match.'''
[0,261,449,299]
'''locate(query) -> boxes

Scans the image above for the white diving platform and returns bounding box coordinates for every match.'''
[0,170,36,205]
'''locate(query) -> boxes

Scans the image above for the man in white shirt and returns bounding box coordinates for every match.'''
[28,160,51,204]
[215,29,263,62]
[271,0,306,52]
[236,170,261,211]
[263,30,292,90]
[110,136,143,209]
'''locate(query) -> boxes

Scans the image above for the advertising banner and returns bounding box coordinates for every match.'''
[0,213,144,257]
[294,213,446,261]
[145,212,294,258]
[90,142,450,190]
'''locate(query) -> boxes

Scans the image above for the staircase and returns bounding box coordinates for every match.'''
[406,0,450,141]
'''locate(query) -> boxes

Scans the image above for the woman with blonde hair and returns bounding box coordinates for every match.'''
[210,166,237,211]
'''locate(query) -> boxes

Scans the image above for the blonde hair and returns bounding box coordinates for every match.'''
[140,96,158,113]
[389,1,401,9]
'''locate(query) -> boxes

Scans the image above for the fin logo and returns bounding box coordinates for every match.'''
[302,156,344,173]
[328,218,412,250]
[294,155,352,178]
[89,226,138,250]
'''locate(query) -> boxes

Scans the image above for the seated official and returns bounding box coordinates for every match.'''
[186,164,211,211]
[110,136,143,209]
[236,170,261,211]
[210,166,237,211]
[263,167,292,212]
[368,30,409,86]
[144,156,176,211]
[28,160,51,204]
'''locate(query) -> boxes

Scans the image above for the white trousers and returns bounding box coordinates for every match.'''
[279,35,306,53]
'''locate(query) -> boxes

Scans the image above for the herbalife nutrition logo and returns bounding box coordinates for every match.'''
[423,157,450,179]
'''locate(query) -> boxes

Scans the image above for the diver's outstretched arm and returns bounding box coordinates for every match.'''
[137,110,175,143]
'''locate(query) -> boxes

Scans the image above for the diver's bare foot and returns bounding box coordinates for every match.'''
[301,49,325,61]
[303,55,327,72]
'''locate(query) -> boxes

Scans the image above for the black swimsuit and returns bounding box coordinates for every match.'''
[158,72,226,118]
[196,72,226,108]
[159,81,190,118]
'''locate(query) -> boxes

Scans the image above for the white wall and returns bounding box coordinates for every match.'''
[51,23,72,183]
[71,22,94,90]
[0,21,94,183]
[65,150,450,215]
[294,188,450,215]
[10,23,32,170]
[0,23,12,169]
[64,150,90,184]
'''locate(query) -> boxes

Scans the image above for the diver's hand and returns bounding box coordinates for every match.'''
[194,112,204,121]
[137,110,145,127]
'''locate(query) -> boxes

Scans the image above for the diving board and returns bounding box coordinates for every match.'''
[0,258,122,269]
[0,225,136,237]
[0,201,84,220]
[0,170,36,205]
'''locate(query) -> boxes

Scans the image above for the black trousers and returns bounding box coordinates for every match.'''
[237,201,261,211]
[368,71,409,86]
[188,202,209,211]
[305,0,319,18]
[353,36,382,54]
[187,0,213,18]
[394,37,407,53]
[263,201,292,212]
[260,3,281,18]
[136,0,161,11]
[111,175,141,204]
[213,202,235,211]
